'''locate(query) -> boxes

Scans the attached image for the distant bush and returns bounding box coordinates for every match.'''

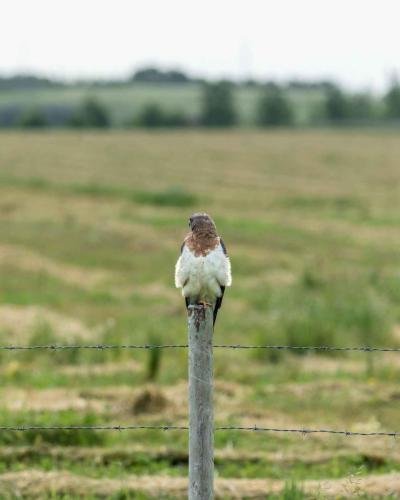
[256,85,294,127]
[323,88,378,124]
[136,103,164,127]
[347,93,375,121]
[324,86,350,122]
[69,97,110,128]
[17,107,48,128]
[163,111,189,127]
[384,79,400,119]
[135,103,188,128]
[200,81,237,127]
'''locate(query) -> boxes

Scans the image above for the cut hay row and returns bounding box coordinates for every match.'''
[2,470,400,498]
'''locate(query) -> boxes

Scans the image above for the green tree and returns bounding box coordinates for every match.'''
[18,107,47,128]
[200,81,237,127]
[131,67,190,83]
[163,111,188,127]
[348,93,375,121]
[256,85,294,127]
[135,103,188,128]
[384,79,400,119]
[136,103,165,127]
[69,97,110,128]
[325,86,350,122]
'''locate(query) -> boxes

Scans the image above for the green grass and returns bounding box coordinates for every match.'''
[1,448,399,481]
[0,410,103,446]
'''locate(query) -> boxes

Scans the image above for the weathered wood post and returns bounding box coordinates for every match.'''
[188,304,214,500]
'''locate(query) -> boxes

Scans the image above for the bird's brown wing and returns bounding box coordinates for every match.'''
[213,238,228,326]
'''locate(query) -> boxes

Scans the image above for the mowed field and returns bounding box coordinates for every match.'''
[0,130,400,498]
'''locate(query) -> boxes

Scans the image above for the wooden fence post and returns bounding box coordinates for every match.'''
[188,304,214,500]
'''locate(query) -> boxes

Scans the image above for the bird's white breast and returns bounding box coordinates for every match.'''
[175,243,231,300]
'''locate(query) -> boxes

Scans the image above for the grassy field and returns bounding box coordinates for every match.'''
[0,83,325,125]
[0,130,400,498]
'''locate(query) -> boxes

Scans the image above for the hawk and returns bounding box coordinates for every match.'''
[175,213,232,326]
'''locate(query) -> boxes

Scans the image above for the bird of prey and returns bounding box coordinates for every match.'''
[175,213,232,326]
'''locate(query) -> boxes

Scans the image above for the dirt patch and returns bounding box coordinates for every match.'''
[297,356,364,375]
[132,386,171,415]
[1,470,400,498]
[0,305,94,342]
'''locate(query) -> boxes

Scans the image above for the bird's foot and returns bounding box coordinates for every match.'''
[198,301,212,308]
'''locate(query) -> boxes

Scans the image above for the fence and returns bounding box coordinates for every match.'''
[1,304,400,499]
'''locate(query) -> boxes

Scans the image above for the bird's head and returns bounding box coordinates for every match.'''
[188,212,217,235]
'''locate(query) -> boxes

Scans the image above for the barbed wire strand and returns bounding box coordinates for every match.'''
[0,424,398,437]
[0,344,400,352]
[0,343,399,352]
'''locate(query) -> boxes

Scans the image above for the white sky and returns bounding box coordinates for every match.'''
[2,0,400,90]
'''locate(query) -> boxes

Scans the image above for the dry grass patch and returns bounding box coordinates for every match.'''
[0,304,94,343]
[59,360,142,376]
[2,469,400,498]
[2,388,105,413]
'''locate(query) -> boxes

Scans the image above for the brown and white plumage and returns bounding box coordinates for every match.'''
[175,213,232,325]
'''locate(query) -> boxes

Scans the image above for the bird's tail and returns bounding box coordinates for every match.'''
[212,306,218,326]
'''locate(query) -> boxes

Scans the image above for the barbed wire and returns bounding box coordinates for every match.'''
[0,425,188,432]
[0,424,398,437]
[0,344,188,351]
[0,343,399,352]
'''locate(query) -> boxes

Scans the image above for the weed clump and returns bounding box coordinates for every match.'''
[132,386,170,415]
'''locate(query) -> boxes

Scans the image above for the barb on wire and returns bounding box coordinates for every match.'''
[215,426,400,437]
[0,424,398,437]
[0,343,399,352]
[0,425,188,432]
[214,344,400,352]
[0,344,188,351]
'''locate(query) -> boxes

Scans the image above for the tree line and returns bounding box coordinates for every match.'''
[0,67,334,89]
[1,69,400,129]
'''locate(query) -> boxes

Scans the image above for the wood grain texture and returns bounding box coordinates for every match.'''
[188,305,214,500]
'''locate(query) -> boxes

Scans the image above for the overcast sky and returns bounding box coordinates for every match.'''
[2,0,399,90]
